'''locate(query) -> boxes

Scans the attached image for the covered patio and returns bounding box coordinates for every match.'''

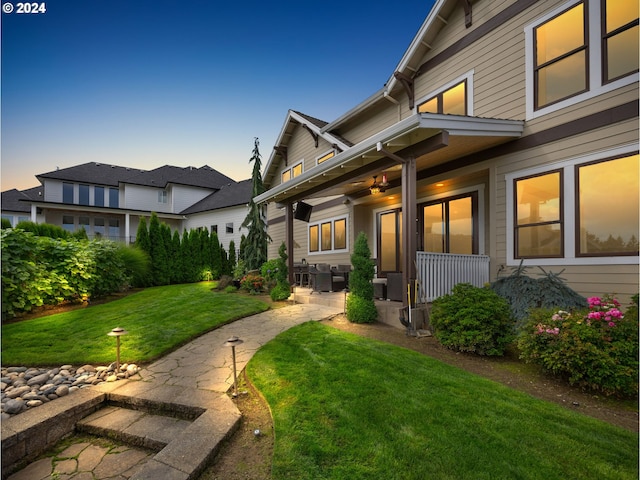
[256,112,523,308]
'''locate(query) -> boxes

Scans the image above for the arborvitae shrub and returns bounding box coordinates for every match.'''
[346,232,377,323]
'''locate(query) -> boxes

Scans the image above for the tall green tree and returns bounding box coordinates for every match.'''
[242,138,270,270]
[346,232,377,323]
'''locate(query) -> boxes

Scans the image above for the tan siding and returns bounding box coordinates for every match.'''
[335,102,400,146]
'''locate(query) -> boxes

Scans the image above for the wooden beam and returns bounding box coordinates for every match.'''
[401,157,417,308]
[460,0,472,27]
[301,124,319,148]
[285,203,294,285]
[273,146,288,166]
[393,71,415,110]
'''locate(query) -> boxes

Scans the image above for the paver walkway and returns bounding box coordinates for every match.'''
[6,303,343,480]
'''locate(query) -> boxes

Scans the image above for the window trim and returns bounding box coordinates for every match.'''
[525,0,639,120]
[281,160,303,183]
[505,144,639,265]
[601,0,640,84]
[316,150,336,166]
[307,215,349,255]
[416,70,474,116]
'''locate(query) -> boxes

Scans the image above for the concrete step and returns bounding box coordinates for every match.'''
[77,405,192,451]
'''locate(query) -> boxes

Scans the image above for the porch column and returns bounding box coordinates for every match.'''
[125,213,130,244]
[401,157,417,308]
[284,202,295,285]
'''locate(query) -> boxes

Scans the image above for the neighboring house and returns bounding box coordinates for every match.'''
[1,163,252,251]
[256,0,639,306]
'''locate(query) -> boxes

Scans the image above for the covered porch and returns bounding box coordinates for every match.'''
[256,112,523,308]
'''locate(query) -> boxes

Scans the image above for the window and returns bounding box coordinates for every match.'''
[79,185,89,205]
[226,223,233,234]
[211,225,218,234]
[317,151,335,165]
[419,193,478,255]
[282,161,303,183]
[158,190,168,204]
[378,209,402,274]
[418,80,467,115]
[79,216,90,232]
[94,186,104,207]
[62,215,74,232]
[109,188,119,208]
[308,216,348,254]
[63,183,74,203]
[94,217,105,237]
[108,219,120,239]
[514,171,563,258]
[533,2,587,109]
[526,0,639,118]
[576,154,639,256]
[309,225,319,252]
[506,148,639,264]
[603,0,639,83]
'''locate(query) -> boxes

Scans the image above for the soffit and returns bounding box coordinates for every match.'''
[255,113,523,205]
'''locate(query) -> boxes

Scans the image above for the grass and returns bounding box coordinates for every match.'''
[1,282,269,366]
[247,322,639,480]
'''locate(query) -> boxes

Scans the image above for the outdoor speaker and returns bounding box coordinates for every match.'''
[294,201,313,222]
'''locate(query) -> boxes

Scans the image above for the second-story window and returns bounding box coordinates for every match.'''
[158,190,168,204]
[317,151,335,165]
[109,188,119,208]
[281,161,303,183]
[63,182,74,203]
[602,0,639,83]
[95,186,104,207]
[418,80,467,115]
[79,185,89,205]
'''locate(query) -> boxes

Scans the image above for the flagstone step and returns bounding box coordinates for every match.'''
[77,405,192,451]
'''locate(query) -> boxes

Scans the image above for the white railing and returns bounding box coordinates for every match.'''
[416,252,490,303]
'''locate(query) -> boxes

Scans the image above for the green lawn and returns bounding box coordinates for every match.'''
[247,322,639,480]
[1,283,269,366]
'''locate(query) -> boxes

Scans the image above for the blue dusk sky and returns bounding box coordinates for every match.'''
[1,0,434,191]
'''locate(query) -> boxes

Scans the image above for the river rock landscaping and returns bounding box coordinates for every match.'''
[1,363,140,419]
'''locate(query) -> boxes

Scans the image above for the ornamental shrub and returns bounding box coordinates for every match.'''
[269,242,291,302]
[491,263,587,329]
[430,283,515,356]
[346,232,377,323]
[518,294,639,397]
[240,272,265,294]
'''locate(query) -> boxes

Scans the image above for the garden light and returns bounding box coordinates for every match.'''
[223,336,244,397]
[107,327,129,371]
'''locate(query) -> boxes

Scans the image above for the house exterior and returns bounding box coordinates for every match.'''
[256,0,639,307]
[1,163,252,251]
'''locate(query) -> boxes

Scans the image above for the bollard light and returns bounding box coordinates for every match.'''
[223,336,244,397]
[107,327,129,372]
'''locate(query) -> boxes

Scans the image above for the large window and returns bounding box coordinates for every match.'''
[577,154,639,256]
[62,215,74,232]
[418,80,467,115]
[378,210,402,274]
[514,171,563,258]
[63,183,74,203]
[108,219,120,239]
[507,149,639,264]
[308,216,348,254]
[420,193,477,255]
[527,0,639,117]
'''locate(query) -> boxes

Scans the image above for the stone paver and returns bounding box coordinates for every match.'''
[6,303,342,480]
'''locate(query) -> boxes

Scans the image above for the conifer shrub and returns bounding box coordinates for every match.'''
[269,242,291,302]
[518,294,639,397]
[430,283,515,356]
[346,232,377,323]
[490,263,587,329]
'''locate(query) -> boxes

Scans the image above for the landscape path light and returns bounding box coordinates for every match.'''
[223,336,244,397]
[107,327,129,372]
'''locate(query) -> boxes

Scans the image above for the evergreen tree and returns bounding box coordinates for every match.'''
[346,232,377,323]
[239,234,247,262]
[172,229,183,283]
[228,239,237,274]
[211,232,222,278]
[241,138,270,270]
[148,213,169,285]
[160,223,173,284]
[136,217,150,253]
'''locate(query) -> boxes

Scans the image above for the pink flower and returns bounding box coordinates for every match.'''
[608,321,616,327]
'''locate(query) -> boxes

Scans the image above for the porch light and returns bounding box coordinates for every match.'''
[370,175,386,195]
[381,173,389,188]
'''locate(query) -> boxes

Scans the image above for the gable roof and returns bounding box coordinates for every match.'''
[180,179,253,214]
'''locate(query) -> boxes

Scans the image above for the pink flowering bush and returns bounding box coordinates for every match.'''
[240,272,265,294]
[518,294,638,397]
